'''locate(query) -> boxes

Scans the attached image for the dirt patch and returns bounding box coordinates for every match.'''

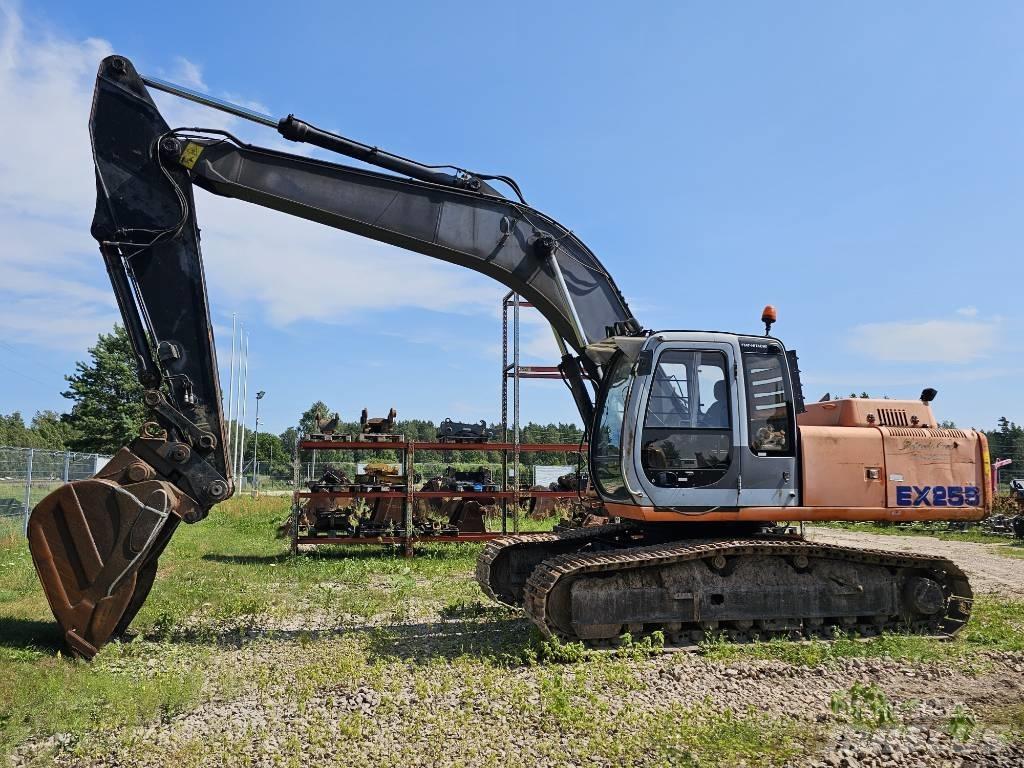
[807,527,1024,598]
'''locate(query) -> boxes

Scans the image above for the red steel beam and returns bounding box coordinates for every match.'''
[299,440,586,452]
[411,442,585,452]
[297,489,584,500]
[295,533,502,545]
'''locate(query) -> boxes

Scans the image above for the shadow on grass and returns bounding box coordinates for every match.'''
[201,544,479,565]
[201,549,414,565]
[135,612,534,664]
[357,617,535,663]
[0,616,64,654]
[200,553,293,566]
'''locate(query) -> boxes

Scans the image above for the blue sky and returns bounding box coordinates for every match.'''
[1,2,1021,436]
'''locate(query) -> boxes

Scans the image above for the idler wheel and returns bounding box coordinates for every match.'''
[905,576,945,616]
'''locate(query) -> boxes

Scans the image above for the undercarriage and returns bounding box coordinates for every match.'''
[477,524,972,646]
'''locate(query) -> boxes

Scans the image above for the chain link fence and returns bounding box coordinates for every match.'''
[996,474,1024,495]
[0,446,111,533]
[238,460,295,494]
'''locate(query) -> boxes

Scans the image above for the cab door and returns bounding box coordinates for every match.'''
[629,342,743,509]
[736,338,799,507]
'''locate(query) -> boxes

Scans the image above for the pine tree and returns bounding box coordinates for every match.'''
[62,325,146,454]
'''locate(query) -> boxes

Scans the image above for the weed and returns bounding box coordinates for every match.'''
[615,629,665,659]
[829,682,896,729]
[0,646,204,759]
[538,670,593,727]
[697,597,1024,667]
[439,599,515,621]
[591,697,815,767]
[530,632,591,665]
[947,705,978,741]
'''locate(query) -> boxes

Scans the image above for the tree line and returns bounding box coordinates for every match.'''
[1,326,585,472]
[988,417,1024,472]
[4,326,1020,477]
[2,327,145,453]
[291,400,585,472]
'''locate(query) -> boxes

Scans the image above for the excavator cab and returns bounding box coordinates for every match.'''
[590,333,801,516]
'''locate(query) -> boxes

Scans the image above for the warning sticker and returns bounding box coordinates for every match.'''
[179,142,204,169]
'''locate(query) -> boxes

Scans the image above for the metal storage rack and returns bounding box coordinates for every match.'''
[290,291,590,556]
[291,438,586,556]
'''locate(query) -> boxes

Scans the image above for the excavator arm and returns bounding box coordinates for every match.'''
[28,55,640,657]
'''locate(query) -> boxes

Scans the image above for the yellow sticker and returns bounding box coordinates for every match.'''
[179,142,204,169]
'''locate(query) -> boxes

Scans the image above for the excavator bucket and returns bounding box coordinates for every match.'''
[27,450,194,658]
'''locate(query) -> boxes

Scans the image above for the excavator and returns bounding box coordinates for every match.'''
[28,56,989,658]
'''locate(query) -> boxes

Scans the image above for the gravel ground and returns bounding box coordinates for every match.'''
[807,527,1024,599]
[10,531,1024,768]
[13,638,1024,768]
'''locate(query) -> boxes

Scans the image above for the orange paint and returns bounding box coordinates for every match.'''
[605,503,987,524]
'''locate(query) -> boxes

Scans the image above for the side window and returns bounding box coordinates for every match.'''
[641,350,732,488]
[743,351,794,455]
[644,356,690,428]
[591,353,634,501]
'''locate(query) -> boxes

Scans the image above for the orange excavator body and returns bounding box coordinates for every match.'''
[607,397,990,525]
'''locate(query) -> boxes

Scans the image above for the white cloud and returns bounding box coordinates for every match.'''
[167,56,205,90]
[0,5,116,350]
[0,295,118,350]
[849,318,998,363]
[0,7,503,352]
[0,8,110,219]
[378,324,497,361]
[517,310,563,362]
[956,306,979,317]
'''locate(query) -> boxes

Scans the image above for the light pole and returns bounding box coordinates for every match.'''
[251,390,266,496]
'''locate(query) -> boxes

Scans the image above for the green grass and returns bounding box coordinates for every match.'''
[0,496,491,759]
[495,512,562,533]
[594,702,817,768]
[986,703,1024,740]
[0,480,66,512]
[1,495,1022,765]
[0,642,204,757]
[698,596,1024,667]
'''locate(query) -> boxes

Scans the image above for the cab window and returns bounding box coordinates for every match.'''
[641,350,731,488]
[742,349,794,455]
[592,352,633,501]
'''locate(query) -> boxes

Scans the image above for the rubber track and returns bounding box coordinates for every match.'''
[475,523,633,605]
[523,537,973,645]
